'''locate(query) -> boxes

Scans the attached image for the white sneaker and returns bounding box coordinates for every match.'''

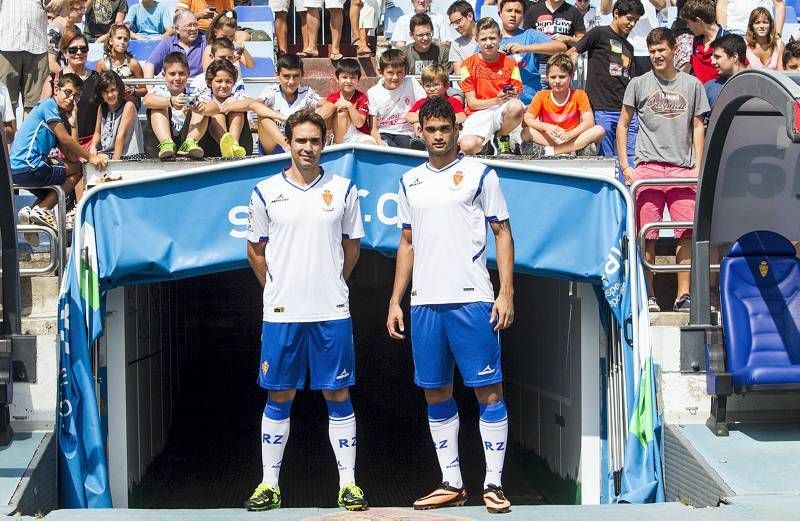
[17,206,39,247]
[65,207,76,231]
[28,206,57,233]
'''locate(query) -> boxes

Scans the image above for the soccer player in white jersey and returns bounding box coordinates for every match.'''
[245,110,368,512]
[387,96,515,514]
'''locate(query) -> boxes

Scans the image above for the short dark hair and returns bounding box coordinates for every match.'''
[57,72,83,90]
[711,34,747,65]
[418,95,456,127]
[205,58,238,86]
[277,53,304,73]
[335,58,362,78]
[163,51,189,71]
[447,0,474,18]
[410,13,433,33]
[613,0,645,17]
[93,70,125,105]
[475,16,501,36]
[210,36,235,56]
[285,109,327,142]
[498,0,527,11]
[680,0,716,24]
[379,48,408,71]
[646,27,676,48]
[784,40,800,67]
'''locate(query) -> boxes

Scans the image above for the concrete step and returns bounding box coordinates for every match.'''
[20,276,59,318]
[20,316,57,337]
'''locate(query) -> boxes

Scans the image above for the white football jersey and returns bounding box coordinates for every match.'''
[259,84,320,131]
[397,155,509,306]
[247,168,365,323]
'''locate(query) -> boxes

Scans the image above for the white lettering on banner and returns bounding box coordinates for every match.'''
[376,192,399,226]
[604,246,622,276]
[229,206,249,238]
[358,189,371,222]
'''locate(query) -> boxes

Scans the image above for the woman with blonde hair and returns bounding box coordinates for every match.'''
[746,7,783,70]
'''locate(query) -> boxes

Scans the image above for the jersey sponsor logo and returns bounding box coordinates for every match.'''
[463,287,475,292]
[271,193,289,203]
[247,207,254,232]
[411,289,417,296]
[273,307,285,313]
[447,457,460,468]
[478,364,496,376]
[336,302,348,309]
[335,369,351,380]
[262,360,269,375]
[322,189,334,211]
[408,177,423,187]
[645,89,688,119]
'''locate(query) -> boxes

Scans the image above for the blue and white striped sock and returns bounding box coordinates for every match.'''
[261,399,292,487]
[428,398,462,489]
[327,399,357,488]
[479,400,508,489]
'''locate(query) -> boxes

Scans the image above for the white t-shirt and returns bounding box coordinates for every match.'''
[627,0,659,56]
[0,83,14,123]
[259,84,320,131]
[725,0,774,34]
[397,155,510,306]
[247,168,365,323]
[367,76,425,136]
[391,11,458,45]
[449,34,480,63]
[149,83,203,134]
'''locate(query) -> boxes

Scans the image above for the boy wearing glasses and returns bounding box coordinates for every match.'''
[447,1,479,73]
[13,73,109,233]
[403,13,453,75]
[406,64,465,128]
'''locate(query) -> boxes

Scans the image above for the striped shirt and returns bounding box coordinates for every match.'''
[0,0,48,54]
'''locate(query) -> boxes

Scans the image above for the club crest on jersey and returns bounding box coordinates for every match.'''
[322,189,334,211]
[262,361,269,375]
[760,260,769,278]
[451,171,464,190]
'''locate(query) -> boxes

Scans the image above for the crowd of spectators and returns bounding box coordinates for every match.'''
[2,0,800,310]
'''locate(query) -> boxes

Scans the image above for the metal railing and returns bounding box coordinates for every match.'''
[15,184,67,280]
[628,177,720,274]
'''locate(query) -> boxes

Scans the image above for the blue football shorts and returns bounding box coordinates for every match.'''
[259,318,356,391]
[410,302,503,389]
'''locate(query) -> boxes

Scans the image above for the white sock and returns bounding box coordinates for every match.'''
[543,145,555,156]
[261,399,292,487]
[480,401,509,489]
[428,398,463,488]
[327,399,357,488]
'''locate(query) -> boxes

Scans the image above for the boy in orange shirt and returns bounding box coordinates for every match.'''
[458,17,525,156]
[521,54,605,157]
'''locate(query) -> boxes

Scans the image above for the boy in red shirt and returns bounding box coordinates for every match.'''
[406,64,466,128]
[521,54,605,157]
[458,17,525,155]
[317,58,377,144]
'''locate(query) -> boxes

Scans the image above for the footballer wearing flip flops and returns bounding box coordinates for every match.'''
[245,109,367,512]
[387,96,515,514]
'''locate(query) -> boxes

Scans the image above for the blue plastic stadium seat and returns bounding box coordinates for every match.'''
[235,6,274,22]
[241,57,275,77]
[128,40,160,62]
[721,231,800,388]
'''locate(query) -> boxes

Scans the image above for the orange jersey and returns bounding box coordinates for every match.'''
[527,89,591,131]
[460,53,523,115]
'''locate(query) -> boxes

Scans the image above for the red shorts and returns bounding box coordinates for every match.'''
[632,162,696,240]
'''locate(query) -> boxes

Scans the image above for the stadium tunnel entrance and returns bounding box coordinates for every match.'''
[100,250,606,509]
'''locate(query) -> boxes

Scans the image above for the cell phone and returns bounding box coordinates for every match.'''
[502,85,514,93]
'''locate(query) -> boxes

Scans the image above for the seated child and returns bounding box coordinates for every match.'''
[186,58,253,157]
[13,73,109,232]
[251,53,320,154]
[459,18,525,155]
[784,40,800,71]
[367,49,426,148]
[406,64,466,128]
[143,52,205,159]
[91,70,144,159]
[316,58,376,145]
[521,54,605,157]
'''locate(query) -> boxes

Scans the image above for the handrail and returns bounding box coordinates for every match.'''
[14,184,67,280]
[122,74,465,86]
[17,224,59,276]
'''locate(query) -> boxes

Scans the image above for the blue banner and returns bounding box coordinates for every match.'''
[57,146,661,507]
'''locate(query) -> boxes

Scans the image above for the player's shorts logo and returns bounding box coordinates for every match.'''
[451,171,464,190]
[322,189,334,211]
[335,369,350,380]
[262,361,269,375]
[478,365,496,376]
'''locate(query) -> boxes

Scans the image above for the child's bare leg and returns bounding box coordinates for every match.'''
[208,113,229,142]
[150,109,174,142]
[554,124,606,155]
[257,118,288,153]
[227,112,246,141]
[332,110,351,143]
[186,112,209,141]
[521,126,555,147]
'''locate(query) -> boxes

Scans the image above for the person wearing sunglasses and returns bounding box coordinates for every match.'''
[46,0,85,72]
[41,28,101,161]
[14,72,109,237]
